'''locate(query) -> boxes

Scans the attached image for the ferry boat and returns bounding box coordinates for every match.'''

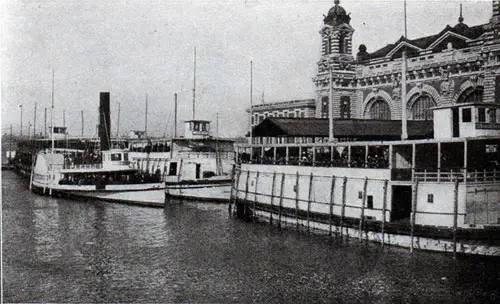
[162,120,235,202]
[158,49,235,203]
[231,1,500,256]
[30,92,165,207]
[31,148,165,207]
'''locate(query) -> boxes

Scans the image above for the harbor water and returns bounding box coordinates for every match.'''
[2,170,500,304]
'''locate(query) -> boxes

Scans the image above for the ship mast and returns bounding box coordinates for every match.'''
[401,0,408,140]
[249,60,253,146]
[51,68,55,152]
[192,47,196,120]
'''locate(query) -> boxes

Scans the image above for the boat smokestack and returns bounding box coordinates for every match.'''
[99,92,111,151]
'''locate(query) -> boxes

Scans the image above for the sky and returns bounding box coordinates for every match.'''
[1,0,492,138]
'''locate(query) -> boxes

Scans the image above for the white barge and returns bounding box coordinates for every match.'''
[232,134,500,256]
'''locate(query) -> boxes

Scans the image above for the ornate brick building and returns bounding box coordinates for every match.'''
[249,99,316,127]
[313,0,500,138]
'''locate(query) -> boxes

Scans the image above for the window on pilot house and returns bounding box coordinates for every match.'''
[110,153,122,161]
[478,108,486,122]
[489,109,497,123]
[427,194,434,203]
[462,108,472,122]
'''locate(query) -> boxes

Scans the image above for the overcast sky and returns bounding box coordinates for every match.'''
[1,0,492,138]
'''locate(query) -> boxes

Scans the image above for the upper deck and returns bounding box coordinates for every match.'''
[236,136,500,183]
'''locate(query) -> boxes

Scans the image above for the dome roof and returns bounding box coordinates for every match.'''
[324,0,351,26]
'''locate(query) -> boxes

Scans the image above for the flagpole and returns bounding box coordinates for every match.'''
[401,0,408,140]
[51,68,55,152]
[193,47,197,120]
[328,66,334,142]
[250,61,253,146]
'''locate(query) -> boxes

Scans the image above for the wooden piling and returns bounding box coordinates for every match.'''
[453,179,459,259]
[295,171,300,230]
[410,181,418,253]
[359,177,368,241]
[307,173,313,233]
[381,180,388,249]
[229,167,235,214]
[243,169,250,219]
[329,175,336,237]
[270,172,277,225]
[229,168,241,217]
[340,177,347,239]
[253,171,260,222]
[278,173,285,227]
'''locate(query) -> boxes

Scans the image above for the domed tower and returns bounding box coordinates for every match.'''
[314,0,356,124]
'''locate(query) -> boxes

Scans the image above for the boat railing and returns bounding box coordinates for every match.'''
[64,163,103,170]
[239,155,388,169]
[178,151,235,160]
[414,169,500,183]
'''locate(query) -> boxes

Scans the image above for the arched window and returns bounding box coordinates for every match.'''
[339,33,346,54]
[369,99,391,120]
[457,86,484,103]
[409,94,436,120]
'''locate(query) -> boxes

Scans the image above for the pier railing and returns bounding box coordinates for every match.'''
[414,169,500,183]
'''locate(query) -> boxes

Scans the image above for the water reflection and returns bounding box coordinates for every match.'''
[3,171,500,303]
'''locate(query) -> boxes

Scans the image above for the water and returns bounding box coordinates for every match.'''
[2,170,500,304]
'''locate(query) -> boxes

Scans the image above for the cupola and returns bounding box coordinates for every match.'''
[323,0,351,26]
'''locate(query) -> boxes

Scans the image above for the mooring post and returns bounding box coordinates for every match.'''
[381,180,388,249]
[253,171,260,222]
[307,172,314,233]
[359,177,368,241]
[229,167,235,211]
[229,168,242,217]
[340,177,347,240]
[410,180,418,253]
[270,172,277,225]
[278,173,285,227]
[243,169,251,219]
[453,179,459,259]
[295,171,300,230]
[329,175,336,237]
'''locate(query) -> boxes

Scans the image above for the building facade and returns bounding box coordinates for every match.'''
[313,0,500,137]
[249,99,315,126]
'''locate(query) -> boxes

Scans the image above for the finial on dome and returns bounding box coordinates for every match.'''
[334,0,340,5]
[458,3,464,23]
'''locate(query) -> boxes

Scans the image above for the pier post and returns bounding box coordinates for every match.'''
[228,167,235,208]
[381,180,388,249]
[307,173,314,233]
[229,168,241,217]
[253,171,260,222]
[410,181,419,253]
[329,175,336,237]
[359,177,368,241]
[243,169,250,219]
[453,179,459,259]
[278,173,285,227]
[340,177,347,240]
[295,171,300,230]
[270,172,277,225]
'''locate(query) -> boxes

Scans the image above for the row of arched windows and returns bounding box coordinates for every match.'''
[366,86,484,120]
